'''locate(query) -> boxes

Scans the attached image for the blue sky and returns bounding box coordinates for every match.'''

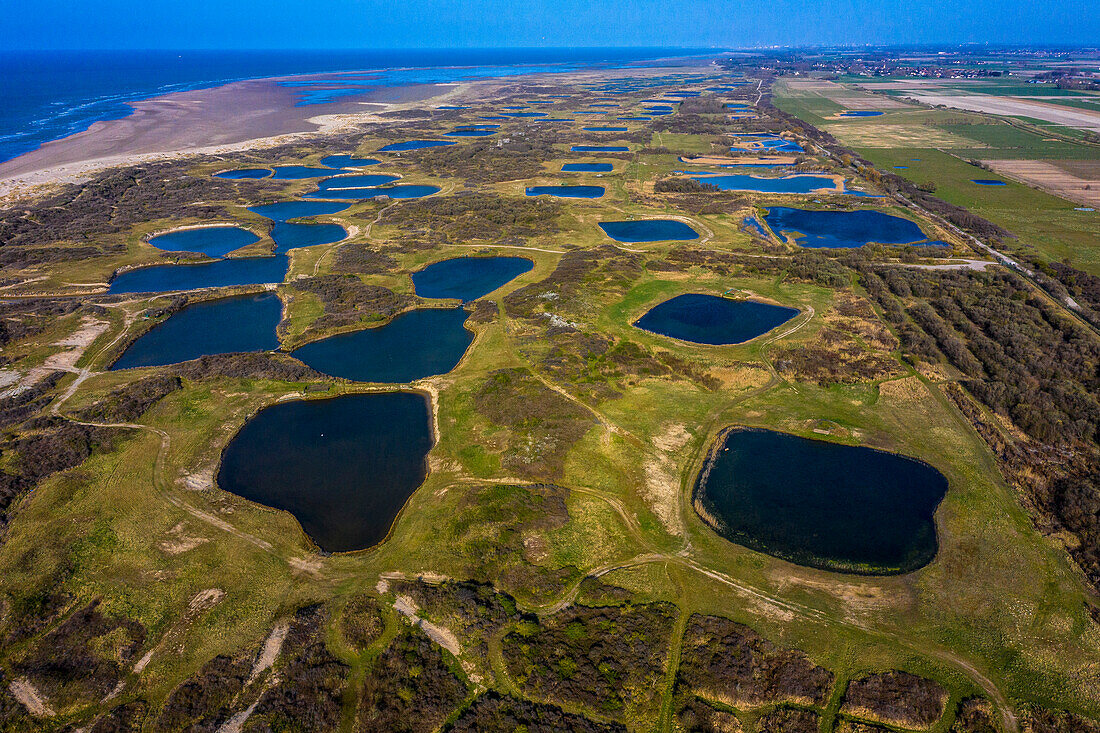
[3,0,1097,49]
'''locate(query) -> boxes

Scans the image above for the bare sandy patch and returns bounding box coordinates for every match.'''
[8,678,53,718]
[249,620,289,684]
[159,522,210,555]
[392,595,461,655]
[0,316,109,398]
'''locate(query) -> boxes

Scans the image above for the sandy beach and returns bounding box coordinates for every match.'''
[0,74,458,199]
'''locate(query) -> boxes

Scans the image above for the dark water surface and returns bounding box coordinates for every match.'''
[108,256,288,293]
[148,226,259,258]
[598,219,698,242]
[526,185,604,198]
[247,200,350,221]
[291,308,472,382]
[763,207,927,248]
[377,140,456,152]
[111,292,281,369]
[634,294,798,345]
[412,256,533,301]
[696,428,948,573]
[217,392,433,552]
[562,163,613,172]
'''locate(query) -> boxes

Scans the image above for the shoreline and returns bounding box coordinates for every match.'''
[0,76,466,201]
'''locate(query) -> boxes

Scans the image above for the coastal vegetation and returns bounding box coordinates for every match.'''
[0,59,1097,733]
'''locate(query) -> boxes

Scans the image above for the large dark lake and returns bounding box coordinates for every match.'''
[217,392,433,552]
[291,308,473,382]
[763,207,928,248]
[111,292,281,369]
[108,256,288,294]
[635,294,798,345]
[599,219,699,242]
[696,428,948,574]
[412,256,533,301]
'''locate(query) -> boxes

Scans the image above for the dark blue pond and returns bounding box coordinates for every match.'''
[732,138,804,153]
[316,174,402,190]
[690,174,839,194]
[839,110,883,117]
[247,201,350,221]
[526,185,604,198]
[478,115,509,120]
[763,207,927,248]
[618,116,651,121]
[500,112,547,118]
[270,166,344,179]
[412,256,534,301]
[634,294,798,345]
[215,168,271,179]
[108,256,289,294]
[319,155,380,168]
[217,392,433,552]
[270,223,346,253]
[583,126,628,132]
[972,179,1007,186]
[291,308,472,383]
[111,292,281,369]
[695,428,948,573]
[377,140,457,152]
[562,163,614,172]
[599,219,699,243]
[572,145,629,152]
[445,129,497,137]
[303,184,440,200]
[741,216,769,238]
[148,227,260,258]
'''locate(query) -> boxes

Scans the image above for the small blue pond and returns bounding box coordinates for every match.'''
[412,256,534,301]
[478,115,509,120]
[690,174,838,194]
[215,168,271,179]
[270,223,346,253]
[839,110,884,117]
[377,140,456,152]
[148,227,259,258]
[618,116,651,121]
[444,129,497,137]
[217,392,433,552]
[501,112,548,118]
[108,257,289,294]
[247,201,350,221]
[304,185,440,200]
[599,220,699,243]
[972,179,1007,186]
[271,166,343,179]
[572,145,629,152]
[319,155,380,168]
[764,207,927,248]
[291,308,473,383]
[635,294,798,345]
[111,292,281,369]
[316,174,402,190]
[526,185,605,198]
[562,163,613,172]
